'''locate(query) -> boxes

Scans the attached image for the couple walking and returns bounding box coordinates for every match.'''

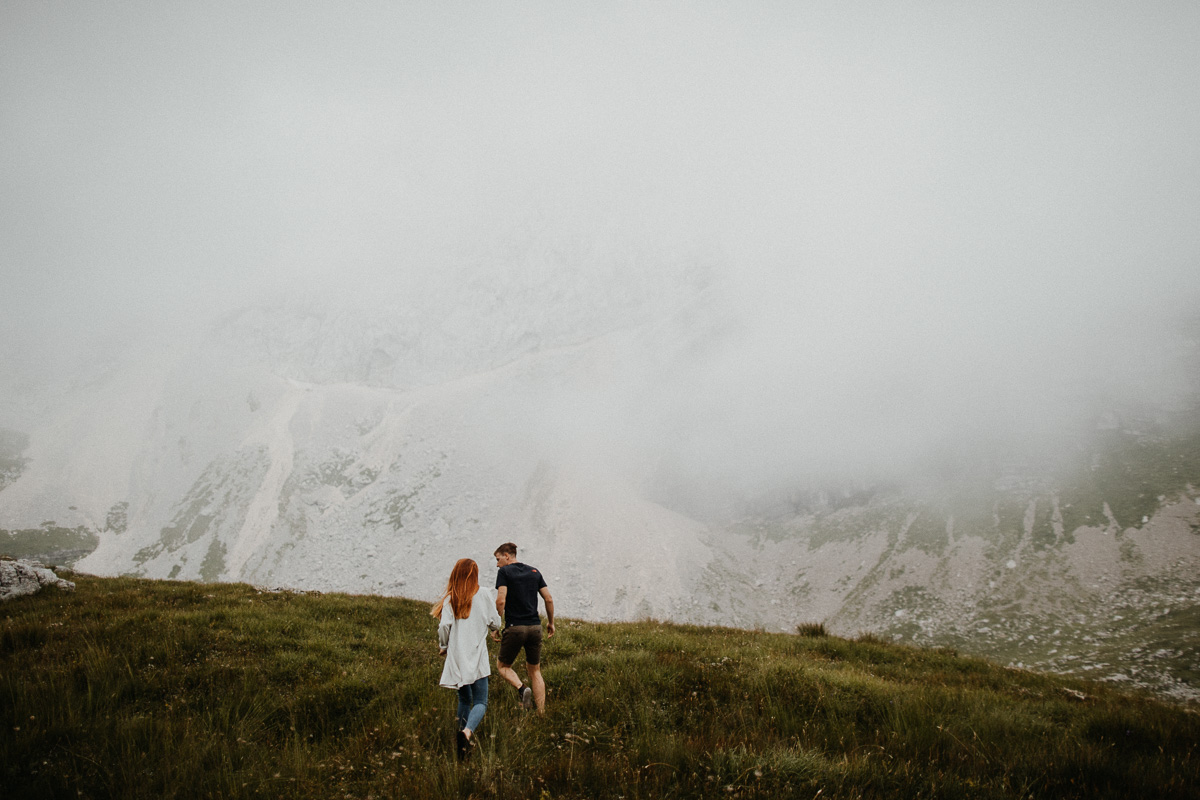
[431,542,555,760]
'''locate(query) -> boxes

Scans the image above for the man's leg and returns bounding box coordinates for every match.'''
[527,663,546,714]
[496,659,523,690]
[523,626,546,714]
[496,627,525,690]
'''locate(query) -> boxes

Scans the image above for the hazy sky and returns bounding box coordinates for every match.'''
[3,2,1199,482]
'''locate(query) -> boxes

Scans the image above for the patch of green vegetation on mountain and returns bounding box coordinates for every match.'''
[903,507,948,555]
[365,486,423,531]
[0,525,98,566]
[1030,497,1057,550]
[878,585,947,641]
[105,501,129,534]
[6,576,1195,799]
[1055,394,1200,534]
[865,557,1200,705]
[806,504,907,551]
[137,447,272,566]
[1057,484,1109,534]
[989,496,1028,557]
[364,465,444,532]
[1081,603,1200,690]
[773,404,1200,559]
[1059,425,1200,531]
[199,537,227,582]
[942,481,996,532]
[929,413,1200,545]
[300,448,380,494]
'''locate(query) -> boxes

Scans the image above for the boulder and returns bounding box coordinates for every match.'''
[0,558,76,602]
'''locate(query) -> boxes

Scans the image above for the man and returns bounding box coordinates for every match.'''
[493,542,555,714]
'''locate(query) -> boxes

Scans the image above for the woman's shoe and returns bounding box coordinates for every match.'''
[456,729,469,761]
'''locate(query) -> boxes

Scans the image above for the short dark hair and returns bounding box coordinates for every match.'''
[494,542,517,557]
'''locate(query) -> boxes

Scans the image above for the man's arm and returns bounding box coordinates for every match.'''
[492,586,508,641]
[539,586,555,638]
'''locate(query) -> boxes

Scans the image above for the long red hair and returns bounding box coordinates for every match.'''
[430,558,479,619]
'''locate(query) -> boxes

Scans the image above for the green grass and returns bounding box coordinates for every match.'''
[3,576,1198,799]
[1,527,98,564]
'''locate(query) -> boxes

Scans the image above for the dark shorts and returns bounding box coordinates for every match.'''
[498,624,543,666]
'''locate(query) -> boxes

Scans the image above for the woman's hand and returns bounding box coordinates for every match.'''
[439,648,447,657]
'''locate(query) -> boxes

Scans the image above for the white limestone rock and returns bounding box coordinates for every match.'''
[0,559,76,602]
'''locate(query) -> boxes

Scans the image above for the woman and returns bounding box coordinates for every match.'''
[431,558,502,761]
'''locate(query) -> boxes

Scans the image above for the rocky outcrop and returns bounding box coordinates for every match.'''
[0,558,76,601]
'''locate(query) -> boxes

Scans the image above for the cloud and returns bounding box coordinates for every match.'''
[2,1,1199,488]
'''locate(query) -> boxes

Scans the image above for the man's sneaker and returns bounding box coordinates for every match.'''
[519,686,534,709]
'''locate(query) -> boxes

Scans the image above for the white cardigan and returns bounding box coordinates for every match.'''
[437,587,502,689]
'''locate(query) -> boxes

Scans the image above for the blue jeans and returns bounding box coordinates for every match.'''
[457,676,489,734]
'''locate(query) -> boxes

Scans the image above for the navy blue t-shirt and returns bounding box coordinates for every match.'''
[495,562,547,627]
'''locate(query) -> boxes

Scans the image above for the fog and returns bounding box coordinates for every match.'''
[3,2,1200,493]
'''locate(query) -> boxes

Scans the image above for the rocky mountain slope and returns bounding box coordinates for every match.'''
[1,261,1198,701]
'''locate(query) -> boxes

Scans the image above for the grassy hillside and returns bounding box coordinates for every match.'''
[2,576,1197,799]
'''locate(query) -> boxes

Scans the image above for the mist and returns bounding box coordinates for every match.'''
[3,1,1200,497]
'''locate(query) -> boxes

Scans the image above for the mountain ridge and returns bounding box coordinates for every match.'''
[2,295,1198,702]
